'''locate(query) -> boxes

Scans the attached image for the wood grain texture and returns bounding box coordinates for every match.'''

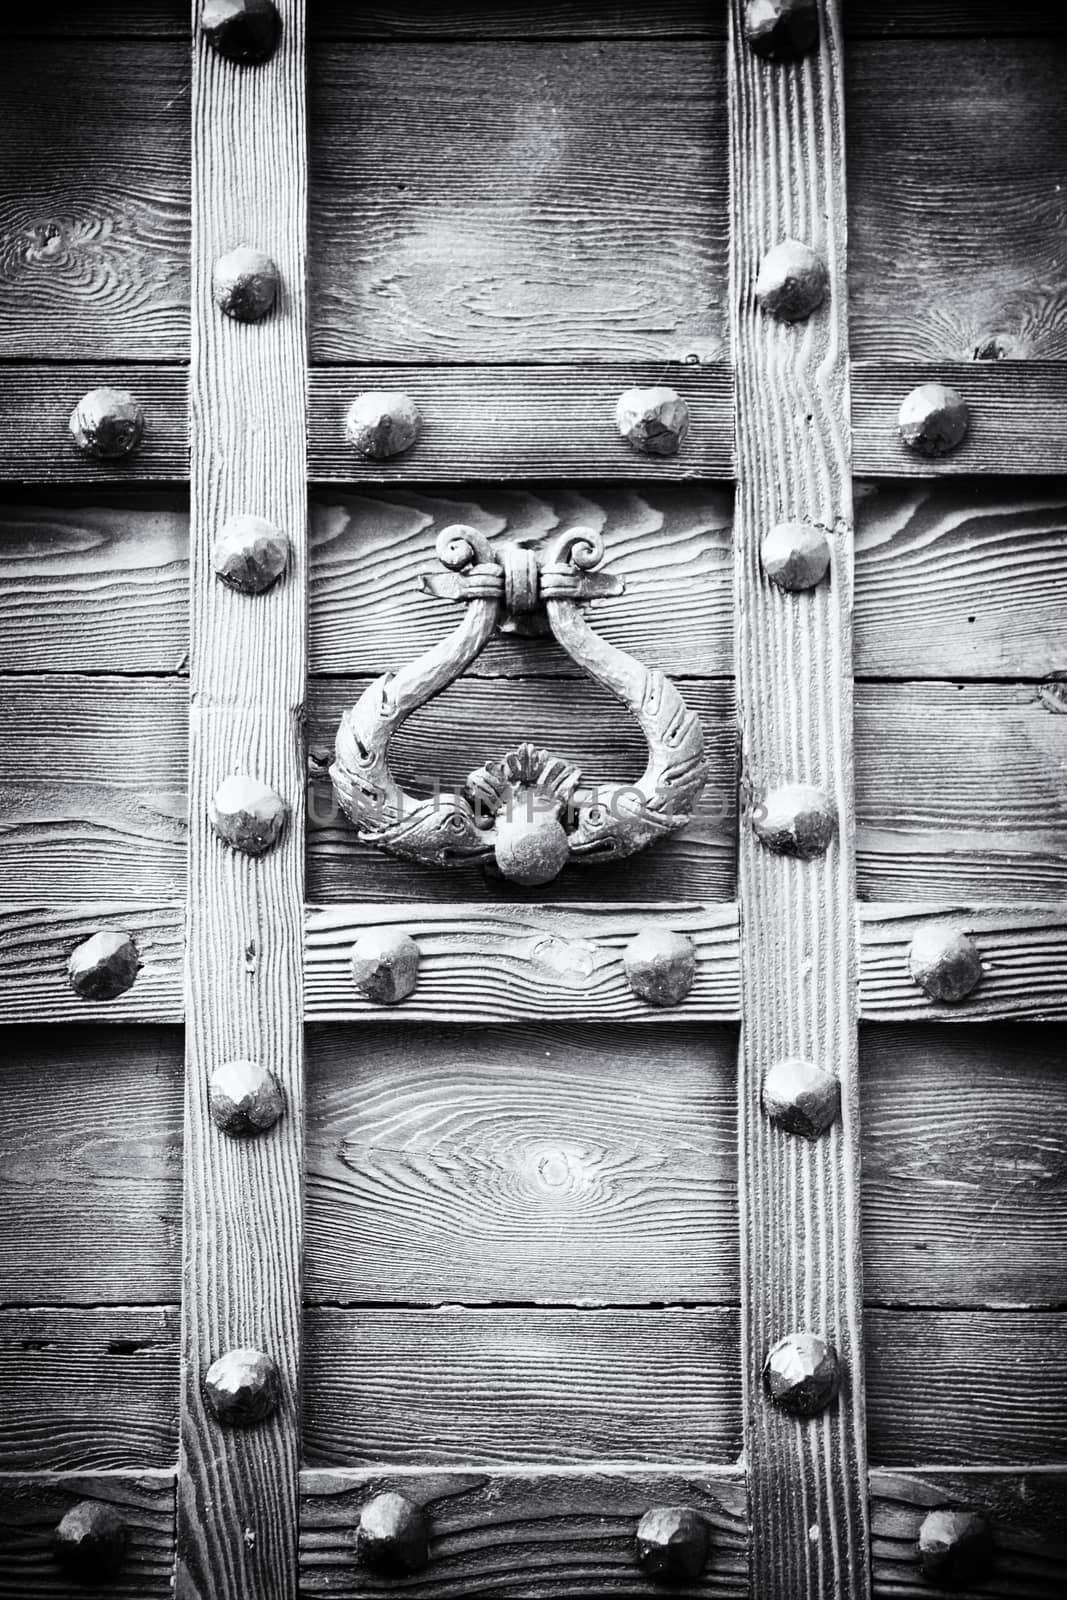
[861,1024,1067,1308]
[865,1310,1067,1466]
[0,902,183,1024]
[855,684,1067,902]
[0,1025,182,1304]
[729,3,868,1596]
[0,1471,175,1600]
[300,1467,749,1599]
[0,1308,178,1471]
[309,42,725,364]
[869,1471,1067,1600]
[0,676,187,901]
[859,906,1067,1022]
[312,3,721,38]
[307,677,737,904]
[305,1020,739,1306]
[310,486,734,679]
[179,5,307,1599]
[846,3,1067,33]
[0,4,185,34]
[0,366,187,484]
[854,480,1067,680]
[308,367,733,482]
[302,1307,742,1467]
[848,38,1067,362]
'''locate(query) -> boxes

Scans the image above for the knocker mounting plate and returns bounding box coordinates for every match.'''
[330,526,708,886]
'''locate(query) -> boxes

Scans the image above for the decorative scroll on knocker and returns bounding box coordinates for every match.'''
[330,526,708,887]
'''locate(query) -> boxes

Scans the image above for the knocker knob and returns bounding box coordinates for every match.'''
[494,799,571,887]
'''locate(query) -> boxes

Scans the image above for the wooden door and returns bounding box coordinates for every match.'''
[1,3,1066,1598]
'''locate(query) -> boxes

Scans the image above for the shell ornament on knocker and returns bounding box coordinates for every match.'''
[330,526,708,887]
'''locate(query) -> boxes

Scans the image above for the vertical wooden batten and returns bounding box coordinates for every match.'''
[180,4,307,1598]
[728,4,870,1598]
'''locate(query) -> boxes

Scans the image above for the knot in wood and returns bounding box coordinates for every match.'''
[344,391,421,460]
[500,543,540,614]
[762,1057,840,1139]
[209,1058,285,1137]
[634,1505,710,1584]
[615,386,690,457]
[744,0,819,62]
[212,513,290,593]
[69,386,144,461]
[623,927,697,1008]
[764,1331,840,1417]
[204,1347,280,1426]
[209,774,289,855]
[67,929,141,1001]
[53,1500,128,1582]
[908,923,983,1004]
[752,783,837,859]
[755,238,828,322]
[760,520,831,591]
[212,246,280,322]
[350,928,420,1004]
[356,1491,430,1576]
[898,382,970,457]
[494,800,571,887]
[918,1507,993,1587]
[201,0,280,64]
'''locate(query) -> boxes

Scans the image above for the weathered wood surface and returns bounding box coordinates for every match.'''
[870,1471,1067,1600]
[848,38,1067,362]
[859,906,1067,1021]
[854,481,1067,679]
[861,1024,1067,1308]
[865,1311,1067,1466]
[0,677,187,901]
[0,1308,178,1471]
[0,902,183,1024]
[310,486,734,678]
[305,904,740,1022]
[0,1025,182,1304]
[0,367,187,483]
[0,4,185,33]
[855,684,1067,902]
[729,4,868,1598]
[303,1307,741,1467]
[305,1020,739,1306]
[0,1471,175,1600]
[313,2,720,37]
[300,1468,749,1598]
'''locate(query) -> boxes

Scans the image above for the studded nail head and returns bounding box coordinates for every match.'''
[762,1057,840,1139]
[212,514,290,594]
[68,929,142,1001]
[635,1505,710,1584]
[623,927,697,1008]
[204,1347,280,1426]
[898,383,969,458]
[918,1507,993,1587]
[764,1331,841,1417]
[908,923,983,1004]
[201,0,281,64]
[745,0,819,62]
[209,775,289,855]
[356,1491,430,1576]
[208,1058,285,1137]
[69,387,144,461]
[212,247,280,322]
[350,928,421,1005]
[344,392,421,460]
[615,386,691,457]
[752,783,836,859]
[761,520,831,591]
[755,239,828,322]
[53,1501,128,1582]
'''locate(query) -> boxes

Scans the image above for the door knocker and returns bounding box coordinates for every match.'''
[330,525,708,886]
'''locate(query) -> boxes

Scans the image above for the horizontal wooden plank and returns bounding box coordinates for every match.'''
[312,3,720,37]
[0,4,185,33]
[307,677,737,903]
[0,1025,182,1304]
[855,683,1067,902]
[0,43,188,361]
[305,903,740,1022]
[303,1307,741,1467]
[0,367,187,483]
[0,1471,175,1600]
[847,4,1067,33]
[310,485,734,678]
[300,1467,749,1599]
[870,1470,1067,1600]
[854,480,1067,679]
[859,906,1067,1022]
[0,676,187,901]
[0,1308,178,1471]
[306,1020,738,1306]
[866,1310,1067,1466]
[848,38,1067,363]
[861,1023,1067,1308]
[0,903,183,1025]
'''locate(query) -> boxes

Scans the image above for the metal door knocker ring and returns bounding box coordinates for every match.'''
[330,525,708,886]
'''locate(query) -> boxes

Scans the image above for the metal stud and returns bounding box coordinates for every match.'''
[755,239,827,322]
[53,1500,128,1582]
[355,1491,430,1576]
[209,774,288,855]
[344,391,421,460]
[212,514,290,594]
[908,923,983,1004]
[350,928,420,1005]
[204,1347,280,1426]
[917,1507,993,1588]
[68,929,141,1001]
[208,1058,285,1137]
[200,0,281,64]
[762,1057,840,1140]
[764,1331,840,1417]
[69,386,144,461]
[744,0,819,62]
[615,386,690,457]
[634,1505,710,1584]
[752,783,836,859]
[212,246,280,323]
[760,520,831,592]
[623,927,697,1008]
[898,383,969,458]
